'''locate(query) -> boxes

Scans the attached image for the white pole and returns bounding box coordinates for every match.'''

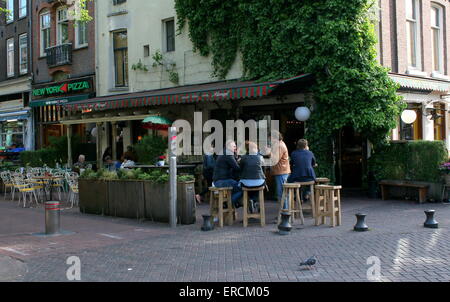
[169,127,177,228]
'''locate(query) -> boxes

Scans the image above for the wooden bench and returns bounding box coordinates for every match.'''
[379,180,429,204]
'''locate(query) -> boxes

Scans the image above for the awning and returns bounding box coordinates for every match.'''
[30,94,92,107]
[0,110,30,122]
[62,74,313,112]
[389,73,450,92]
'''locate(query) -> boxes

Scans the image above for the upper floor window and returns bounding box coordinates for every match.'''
[19,0,27,18]
[431,5,444,74]
[7,38,14,77]
[406,0,421,69]
[113,0,126,5]
[19,34,28,74]
[164,19,175,52]
[113,30,129,87]
[40,11,51,56]
[75,21,88,48]
[6,0,14,23]
[57,7,69,45]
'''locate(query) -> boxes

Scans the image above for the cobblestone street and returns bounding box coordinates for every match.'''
[0,194,449,282]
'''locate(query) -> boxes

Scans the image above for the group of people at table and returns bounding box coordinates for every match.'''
[196,131,317,214]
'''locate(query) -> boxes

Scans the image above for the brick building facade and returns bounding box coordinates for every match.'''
[0,0,33,153]
[30,0,96,149]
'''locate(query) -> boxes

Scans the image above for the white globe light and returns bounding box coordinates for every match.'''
[401,110,417,124]
[295,107,311,122]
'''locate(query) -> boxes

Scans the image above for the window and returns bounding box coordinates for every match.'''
[406,0,421,69]
[19,34,28,74]
[431,5,444,73]
[372,0,382,63]
[57,7,69,45]
[19,0,27,18]
[40,11,51,56]
[7,38,14,77]
[6,0,14,23]
[0,121,25,150]
[113,0,126,4]
[164,19,175,52]
[434,103,446,140]
[113,30,128,87]
[75,21,88,48]
[399,107,422,140]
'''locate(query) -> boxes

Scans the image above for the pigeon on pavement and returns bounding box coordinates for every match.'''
[299,256,317,269]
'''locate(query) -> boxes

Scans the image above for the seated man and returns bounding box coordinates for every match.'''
[287,139,317,201]
[239,141,265,213]
[212,140,243,208]
[74,154,88,169]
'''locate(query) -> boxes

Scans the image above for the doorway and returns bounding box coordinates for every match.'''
[336,126,365,188]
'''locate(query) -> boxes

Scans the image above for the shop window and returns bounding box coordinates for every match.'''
[399,107,422,140]
[113,30,128,87]
[0,121,25,150]
[434,103,446,140]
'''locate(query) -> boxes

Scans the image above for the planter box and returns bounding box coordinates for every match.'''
[108,180,145,219]
[79,179,109,215]
[144,180,196,224]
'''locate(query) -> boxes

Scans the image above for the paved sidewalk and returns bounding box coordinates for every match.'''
[0,194,449,282]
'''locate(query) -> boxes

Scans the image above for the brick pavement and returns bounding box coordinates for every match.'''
[0,193,449,282]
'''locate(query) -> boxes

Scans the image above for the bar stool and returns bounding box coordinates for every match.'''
[296,181,316,219]
[209,187,235,228]
[278,183,304,225]
[315,178,331,185]
[314,185,342,227]
[242,186,266,227]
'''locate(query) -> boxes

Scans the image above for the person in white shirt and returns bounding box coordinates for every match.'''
[120,155,136,169]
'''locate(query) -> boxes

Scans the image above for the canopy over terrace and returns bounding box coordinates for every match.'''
[59,74,314,168]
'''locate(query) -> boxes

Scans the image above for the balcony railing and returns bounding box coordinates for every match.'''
[45,43,73,67]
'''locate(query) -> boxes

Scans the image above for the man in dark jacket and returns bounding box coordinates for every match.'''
[288,139,317,201]
[213,140,243,208]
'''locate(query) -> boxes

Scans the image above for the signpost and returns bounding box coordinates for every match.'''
[169,127,178,228]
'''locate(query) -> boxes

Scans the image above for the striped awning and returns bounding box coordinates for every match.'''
[62,74,313,112]
[389,73,450,92]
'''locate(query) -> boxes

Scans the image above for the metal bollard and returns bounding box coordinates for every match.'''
[45,201,60,235]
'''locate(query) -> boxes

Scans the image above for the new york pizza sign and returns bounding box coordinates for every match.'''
[32,78,93,99]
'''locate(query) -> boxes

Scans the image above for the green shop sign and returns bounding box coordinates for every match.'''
[32,81,91,97]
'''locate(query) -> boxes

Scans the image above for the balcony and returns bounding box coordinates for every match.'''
[45,43,73,68]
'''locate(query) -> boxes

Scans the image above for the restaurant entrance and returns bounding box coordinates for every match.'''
[336,126,366,188]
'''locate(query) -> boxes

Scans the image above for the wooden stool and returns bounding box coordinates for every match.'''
[296,181,316,219]
[209,187,235,227]
[315,178,330,185]
[314,185,342,227]
[242,186,266,227]
[278,183,304,225]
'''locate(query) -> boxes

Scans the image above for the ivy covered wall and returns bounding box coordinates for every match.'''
[176,0,405,180]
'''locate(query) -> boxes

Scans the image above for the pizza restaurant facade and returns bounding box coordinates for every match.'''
[30,76,96,148]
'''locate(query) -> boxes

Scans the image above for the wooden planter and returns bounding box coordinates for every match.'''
[107,180,145,219]
[79,179,109,215]
[144,180,196,224]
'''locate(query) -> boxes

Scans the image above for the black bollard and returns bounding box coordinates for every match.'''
[278,212,292,235]
[201,215,214,231]
[424,210,439,228]
[354,213,369,232]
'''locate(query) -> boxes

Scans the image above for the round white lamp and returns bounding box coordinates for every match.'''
[295,106,311,122]
[401,110,417,124]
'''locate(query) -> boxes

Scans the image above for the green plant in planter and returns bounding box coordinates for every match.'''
[133,135,168,165]
[178,174,195,182]
[98,170,119,181]
[80,169,97,180]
